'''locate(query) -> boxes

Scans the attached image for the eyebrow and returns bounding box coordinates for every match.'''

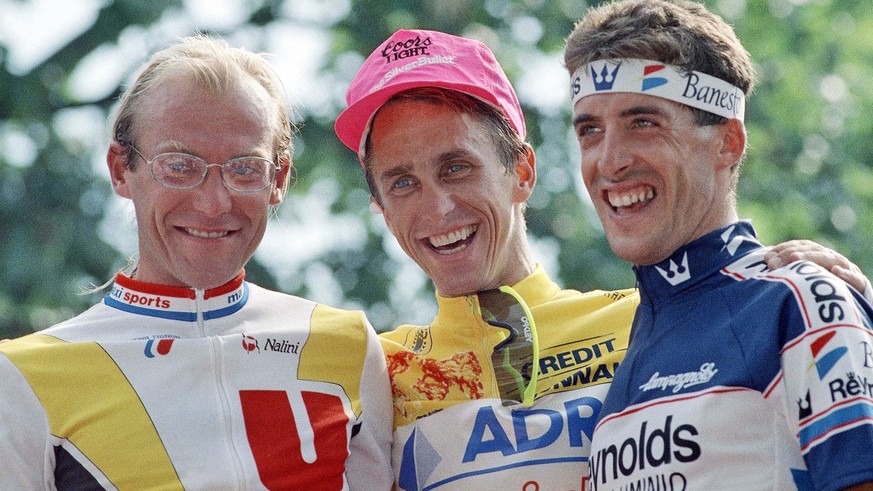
[438,149,476,164]
[376,149,477,183]
[378,163,413,184]
[154,141,269,160]
[573,104,668,126]
[155,140,190,153]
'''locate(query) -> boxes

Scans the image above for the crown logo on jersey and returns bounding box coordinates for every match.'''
[720,225,752,256]
[797,390,812,420]
[591,62,622,91]
[655,252,691,286]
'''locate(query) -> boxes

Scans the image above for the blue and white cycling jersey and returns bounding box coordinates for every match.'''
[589,221,873,491]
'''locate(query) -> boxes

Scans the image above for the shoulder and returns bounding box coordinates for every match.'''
[245,283,374,340]
[724,252,869,329]
[547,286,640,315]
[245,282,318,308]
[725,250,851,300]
[32,301,113,341]
[378,321,428,348]
[310,303,369,331]
[247,283,368,325]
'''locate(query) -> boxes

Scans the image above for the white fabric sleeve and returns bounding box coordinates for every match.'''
[0,353,54,488]
[343,315,393,491]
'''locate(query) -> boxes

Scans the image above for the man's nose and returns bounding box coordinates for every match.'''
[421,185,455,221]
[192,166,233,215]
[596,128,634,178]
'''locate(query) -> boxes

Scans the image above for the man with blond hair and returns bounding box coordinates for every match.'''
[0,35,392,490]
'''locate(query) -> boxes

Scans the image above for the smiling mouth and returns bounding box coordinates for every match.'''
[427,225,477,254]
[607,186,655,211]
[183,227,230,239]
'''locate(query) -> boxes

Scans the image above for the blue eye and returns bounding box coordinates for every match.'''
[393,177,413,189]
[634,119,656,128]
[226,160,264,178]
[162,156,198,175]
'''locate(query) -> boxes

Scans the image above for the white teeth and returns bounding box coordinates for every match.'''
[185,228,229,239]
[429,225,477,248]
[609,187,655,209]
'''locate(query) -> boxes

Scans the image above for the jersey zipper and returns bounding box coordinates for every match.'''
[195,289,206,336]
[468,294,500,400]
[195,288,246,489]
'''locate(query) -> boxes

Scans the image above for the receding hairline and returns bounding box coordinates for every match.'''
[111,35,295,159]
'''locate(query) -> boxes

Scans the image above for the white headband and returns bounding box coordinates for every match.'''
[570,58,745,121]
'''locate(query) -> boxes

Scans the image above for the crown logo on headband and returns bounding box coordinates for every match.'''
[591,62,622,91]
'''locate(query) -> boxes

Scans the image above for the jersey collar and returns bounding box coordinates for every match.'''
[634,221,761,304]
[432,264,558,326]
[103,271,248,321]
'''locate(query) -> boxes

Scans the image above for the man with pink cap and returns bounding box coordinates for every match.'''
[337,28,636,490]
[335,27,871,490]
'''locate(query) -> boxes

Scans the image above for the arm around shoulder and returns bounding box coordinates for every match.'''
[765,240,873,303]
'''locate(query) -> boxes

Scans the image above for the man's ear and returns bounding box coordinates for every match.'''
[717,118,746,170]
[512,144,536,204]
[107,142,132,198]
[380,205,394,235]
[373,196,390,226]
[270,154,293,206]
[369,198,383,215]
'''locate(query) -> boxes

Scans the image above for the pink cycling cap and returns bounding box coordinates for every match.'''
[334,29,526,158]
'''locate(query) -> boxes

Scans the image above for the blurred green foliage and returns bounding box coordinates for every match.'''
[1,0,870,337]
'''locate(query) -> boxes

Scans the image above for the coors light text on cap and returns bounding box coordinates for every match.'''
[382,34,434,64]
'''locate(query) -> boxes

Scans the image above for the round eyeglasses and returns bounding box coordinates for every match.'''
[124,143,280,193]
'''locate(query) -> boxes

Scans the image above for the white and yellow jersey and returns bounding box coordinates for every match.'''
[0,272,392,490]
[379,266,638,491]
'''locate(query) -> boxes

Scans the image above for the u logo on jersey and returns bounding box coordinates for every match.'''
[144,338,174,358]
[240,389,350,489]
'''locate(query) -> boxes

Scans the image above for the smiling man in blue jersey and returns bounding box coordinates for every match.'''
[333,27,871,491]
[564,1,873,489]
[0,35,391,490]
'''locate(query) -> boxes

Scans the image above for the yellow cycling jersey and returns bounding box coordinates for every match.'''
[379,265,638,491]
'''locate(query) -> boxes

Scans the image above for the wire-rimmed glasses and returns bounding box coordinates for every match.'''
[123,142,280,193]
